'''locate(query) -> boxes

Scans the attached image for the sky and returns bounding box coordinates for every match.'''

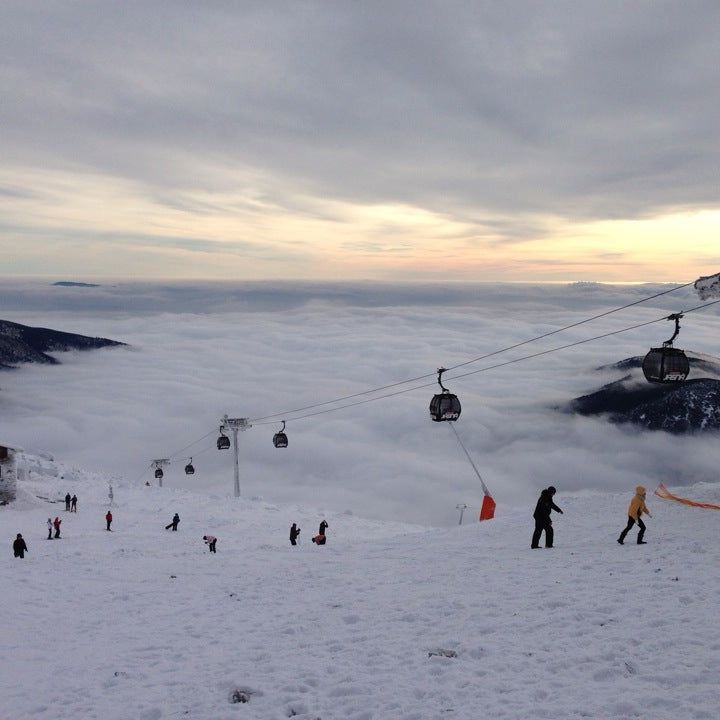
[1,1,719,281]
[1,280,718,525]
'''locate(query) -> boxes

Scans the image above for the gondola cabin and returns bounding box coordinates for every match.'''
[642,313,690,383]
[429,368,462,422]
[217,433,231,450]
[273,421,288,448]
[642,347,690,383]
[154,467,164,480]
[184,461,195,475]
[429,391,462,422]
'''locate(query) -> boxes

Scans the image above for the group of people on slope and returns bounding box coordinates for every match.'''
[290,519,329,546]
[47,517,62,539]
[531,485,653,548]
[10,487,656,560]
[64,493,78,512]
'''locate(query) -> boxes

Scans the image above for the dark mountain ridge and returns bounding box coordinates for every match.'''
[568,354,720,433]
[0,319,125,369]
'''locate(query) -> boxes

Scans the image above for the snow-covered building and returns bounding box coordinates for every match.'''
[0,444,18,503]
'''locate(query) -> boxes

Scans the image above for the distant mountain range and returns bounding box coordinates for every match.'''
[0,319,124,369]
[52,281,101,287]
[568,354,720,433]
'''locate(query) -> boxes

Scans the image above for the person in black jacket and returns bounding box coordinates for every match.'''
[165,513,180,531]
[531,486,563,549]
[13,533,28,559]
[318,520,328,536]
[289,523,301,546]
[65,493,71,511]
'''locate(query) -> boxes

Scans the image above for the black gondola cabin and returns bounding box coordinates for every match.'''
[217,427,231,450]
[273,421,288,448]
[642,347,690,383]
[642,313,690,383]
[429,368,462,422]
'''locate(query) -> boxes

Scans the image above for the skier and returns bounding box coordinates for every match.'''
[53,516,62,539]
[47,518,53,540]
[289,523,301,546]
[203,535,217,553]
[618,485,653,545]
[106,510,113,531]
[13,533,28,559]
[165,513,180,531]
[531,486,563,549]
[64,493,71,511]
[70,495,77,512]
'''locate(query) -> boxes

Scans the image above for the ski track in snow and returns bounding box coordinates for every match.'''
[2,470,720,720]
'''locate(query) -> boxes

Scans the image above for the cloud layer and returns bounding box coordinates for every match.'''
[1,280,718,525]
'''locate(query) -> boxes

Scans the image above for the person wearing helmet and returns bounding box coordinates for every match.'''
[531,486,563,549]
[618,486,653,545]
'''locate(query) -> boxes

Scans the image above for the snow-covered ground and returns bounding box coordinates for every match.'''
[2,460,720,720]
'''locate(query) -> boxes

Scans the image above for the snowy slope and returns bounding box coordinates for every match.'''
[2,462,720,720]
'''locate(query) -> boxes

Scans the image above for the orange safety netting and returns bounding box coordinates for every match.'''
[654,483,720,510]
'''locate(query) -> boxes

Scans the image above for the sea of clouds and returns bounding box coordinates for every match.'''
[1,279,718,525]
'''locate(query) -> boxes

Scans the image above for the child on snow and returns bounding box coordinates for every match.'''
[312,519,328,545]
[13,533,28,558]
[203,535,217,553]
[618,485,653,545]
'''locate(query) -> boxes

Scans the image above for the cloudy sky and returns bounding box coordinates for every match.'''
[1,1,719,281]
[1,280,718,525]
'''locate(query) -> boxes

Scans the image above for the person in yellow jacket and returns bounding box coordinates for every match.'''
[617,485,653,545]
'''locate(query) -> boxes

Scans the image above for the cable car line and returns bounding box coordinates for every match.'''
[248,281,694,424]
[250,298,720,427]
[146,289,718,479]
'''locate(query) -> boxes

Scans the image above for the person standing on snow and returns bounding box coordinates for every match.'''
[64,493,71,511]
[47,518,53,540]
[290,523,301,546]
[203,535,217,553]
[70,495,77,512]
[531,486,563,549]
[13,533,28,559]
[106,510,113,531]
[53,516,62,539]
[165,513,180,531]
[618,485,653,545]
[318,520,328,536]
